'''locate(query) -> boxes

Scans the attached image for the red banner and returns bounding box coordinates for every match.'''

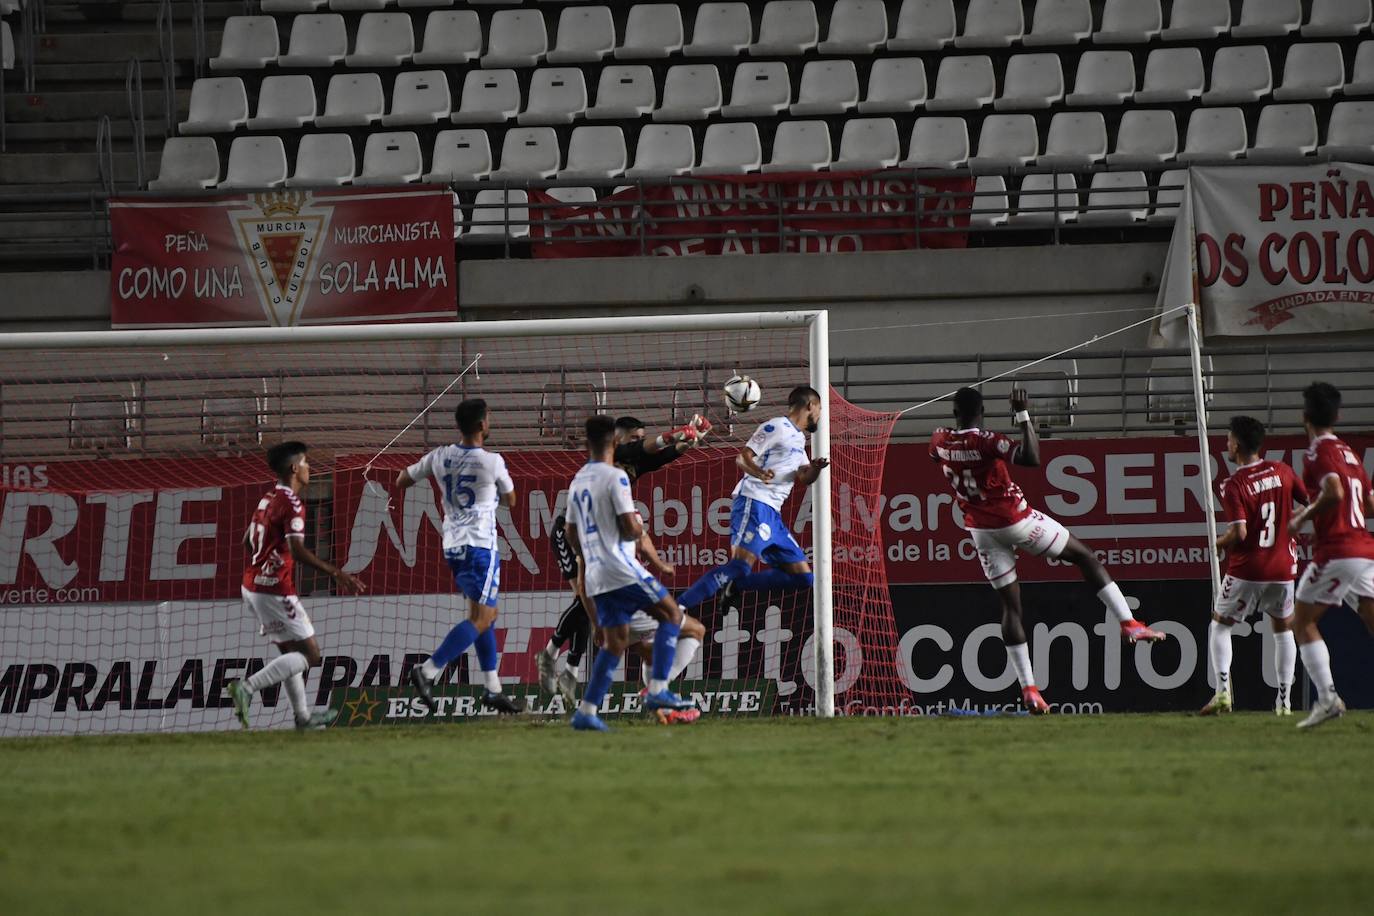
[5,435,1371,604]
[529,172,974,258]
[109,187,456,328]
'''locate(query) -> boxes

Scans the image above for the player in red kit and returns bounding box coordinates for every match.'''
[1286,383,1374,729]
[930,387,1165,715]
[1203,416,1309,717]
[228,441,365,730]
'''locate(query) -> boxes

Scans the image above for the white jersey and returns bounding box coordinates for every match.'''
[732,416,810,511]
[406,444,513,551]
[567,460,651,597]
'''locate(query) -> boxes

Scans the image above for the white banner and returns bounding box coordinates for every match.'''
[1154,163,1374,344]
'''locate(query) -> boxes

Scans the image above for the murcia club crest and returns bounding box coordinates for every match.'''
[234,190,331,326]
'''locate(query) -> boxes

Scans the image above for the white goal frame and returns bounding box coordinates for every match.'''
[0,310,838,718]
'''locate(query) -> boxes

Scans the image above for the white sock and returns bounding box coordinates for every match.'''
[1274,630,1297,697]
[577,699,597,717]
[1299,640,1336,704]
[245,651,307,693]
[668,637,701,682]
[484,669,502,693]
[648,678,668,694]
[1209,621,1233,694]
[542,639,559,657]
[1005,642,1034,689]
[564,661,580,678]
[284,672,310,724]
[420,658,441,680]
[1097,582,1132,623]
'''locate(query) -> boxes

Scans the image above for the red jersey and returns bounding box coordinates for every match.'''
[1219,459,1308,582]
[1302,434,1374,563]
[929,427,1031,530]
[242,484,307,595]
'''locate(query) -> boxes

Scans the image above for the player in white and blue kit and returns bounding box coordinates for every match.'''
[400,398,524,715]
[678,386,829,613]
[565,415,696,732]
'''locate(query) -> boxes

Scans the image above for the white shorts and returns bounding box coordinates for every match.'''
[241,586,315,642]
[969,510,1071,588]
[629,610,658,644]
[1215,576,1294,623]
[1295,557,1374,606]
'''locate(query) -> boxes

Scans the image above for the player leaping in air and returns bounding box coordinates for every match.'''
[1202,416,1308,717]
[565,415,697,732]
[229,441,365,730]
[676,386,829,617]
[1286,382,1374,729]
[403,398,524,716]
[930,387,1165,716]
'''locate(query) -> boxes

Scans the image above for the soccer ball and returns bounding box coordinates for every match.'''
[723,374,762,413]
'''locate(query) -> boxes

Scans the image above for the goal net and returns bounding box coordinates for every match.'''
[0,312,901,735]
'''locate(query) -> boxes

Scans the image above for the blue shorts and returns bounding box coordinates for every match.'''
[731,495,807,567]
[592,578,669,629]
[445,546,500,607]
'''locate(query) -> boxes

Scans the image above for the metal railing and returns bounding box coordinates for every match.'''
[155,0,176,137]
[125,57,147,190]
[95,114,114,196]
[191,0,206,81]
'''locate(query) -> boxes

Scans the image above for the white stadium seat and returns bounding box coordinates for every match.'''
[968,113,1039,170]
[519,67,588,125]
[262,0,324,10]
[149,137,220,190]
[889,0,955,51]
[587,65,656,119]
[1273,43,1346,100]
[626,124,695,176]
[763,120,832,172]
[1178,107,1249,162]
[1079,171,1148,224]
[1012,173,1077,225]
[464,190,529,244]
[1202,46,1273,104]
[220,136,288,189]
[545,187,599,205]
[331,0,389,10]
[346,13,414,67]
[451,69,520,123]
[1248,103,1319,159]
[969,175,1009,227]
[1319,101,1374,160]
[926,55,996,110]
[1093,0,1161,44]
[994,53,1064,109]
[2,22,11,72]
[1106,110,1178,166]
[398,0,455,6]
[792,60,859,115]
[1351,41,1374,95]
[857,58,926,113]
[655,64,722,121]
[1065,51,1135,106]
[902,116,970,168]
[288,133,355,187]
[752,1,819,55]
[1039,111,1107,168]
[1149,169,1188,224]
[493,126,561,178]
[1135,48,1205,103]
[819,0,888,54]
[684,3,752,57]
[956,0,1023,48]
[279,14,347,67]
[1148,355,1213,421]
[482,9,547,68]
[834,116,900,170]
[548,6,615,63]
[315,73,385,127]
[1232,0,1302,38]
[1023,0,1092,46]
[412,10,481,65]
[383,69,450,125]
[696,122,762,174]
[722,61,791,117]
[211,16,278,70]
[560,125,627,179]
[617,4,684,59]
[1162,0,1231,40]
[1303,0,1372,37]
[425,129,493,182]
[180,77,248,134]
[247,75,317,129]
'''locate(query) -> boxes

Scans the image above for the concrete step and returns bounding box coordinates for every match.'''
[0,118,153,153]
[33,60,174,84]
[42,1,245,26]
[29,29,205,64]
[0,151,159,186]
[4,88,188,123]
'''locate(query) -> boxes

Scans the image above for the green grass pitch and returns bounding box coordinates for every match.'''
[1,713,1369,915]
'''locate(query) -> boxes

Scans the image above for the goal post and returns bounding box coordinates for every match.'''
[0,310,893,735]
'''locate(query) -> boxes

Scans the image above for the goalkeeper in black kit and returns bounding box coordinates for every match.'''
[537,413,711,703]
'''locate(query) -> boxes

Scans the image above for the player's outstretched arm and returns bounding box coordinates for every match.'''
[1009,386,1041,467]
[1216,521,1245,553]
[289,537,365,595]
[793,457,830,487]
[395,468,416,490]
[1289,473,1344,535]
[737,447,775,482]
[637,525,675,577]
